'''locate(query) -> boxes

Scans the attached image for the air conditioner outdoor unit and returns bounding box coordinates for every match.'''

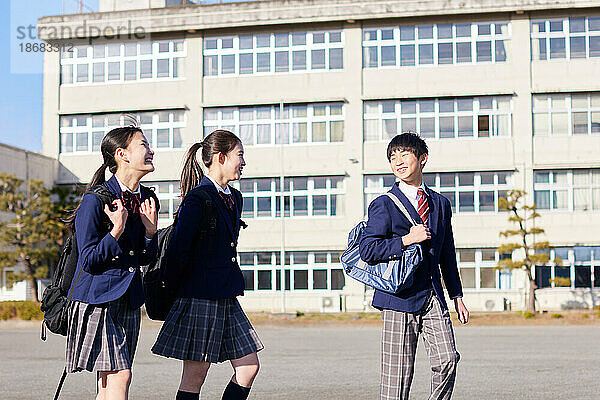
[321,296,340,313]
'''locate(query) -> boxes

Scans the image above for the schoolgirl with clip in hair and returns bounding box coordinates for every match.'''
[65,126,159,400]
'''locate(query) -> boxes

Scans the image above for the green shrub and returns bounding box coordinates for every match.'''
[522,311,535,319]
[596,310,600,319]
[295,311,305,317]
[582,313,589,319]
[0,301,43,321]
[551,313,563,319]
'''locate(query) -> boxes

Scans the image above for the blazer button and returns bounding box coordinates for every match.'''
[230,242,235,248]
[115,255,119,259]
[129,250,135,256]
[231,257,236,262]
[128,267,135,273]
[142,249,147,254]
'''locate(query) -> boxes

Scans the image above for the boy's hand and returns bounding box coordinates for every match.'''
[454,297,470,324]
[402,224,431,246]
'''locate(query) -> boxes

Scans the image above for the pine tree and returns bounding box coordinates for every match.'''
[497,190,559,313]
[0,173,77,301]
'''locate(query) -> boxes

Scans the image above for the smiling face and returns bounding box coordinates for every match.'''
[389,148,427,186]
[220,141,245,182]
[115,130,155,176]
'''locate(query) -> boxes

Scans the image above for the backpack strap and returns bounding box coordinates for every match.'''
[195,189,218,244]
[385,193,418,227]
[231,188,248,229]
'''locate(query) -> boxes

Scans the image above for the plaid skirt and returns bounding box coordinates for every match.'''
[152,298,264,363]
[65,297,141,373]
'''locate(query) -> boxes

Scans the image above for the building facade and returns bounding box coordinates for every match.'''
[39,0,600,311]
[0,143,57,301]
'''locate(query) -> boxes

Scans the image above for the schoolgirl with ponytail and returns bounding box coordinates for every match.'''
[152,130,263,400]
[65,126,159,399]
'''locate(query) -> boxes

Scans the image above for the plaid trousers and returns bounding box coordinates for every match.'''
[380,292,460,400]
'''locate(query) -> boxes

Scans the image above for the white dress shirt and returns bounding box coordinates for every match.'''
[396,179,428,213]
[206,174,232,195]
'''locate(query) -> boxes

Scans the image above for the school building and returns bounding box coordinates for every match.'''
[0,143,57,301]
[37,0,600,312]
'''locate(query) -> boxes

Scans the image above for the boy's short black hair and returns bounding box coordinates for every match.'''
[387,133,428,161]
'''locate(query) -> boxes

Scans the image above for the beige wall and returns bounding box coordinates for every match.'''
[40,1,600,311]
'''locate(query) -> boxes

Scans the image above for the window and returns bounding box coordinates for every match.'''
[535,247,600,289]
[59,110,186,154]
[232,176,344,218]
[456,248,509,290]
[238,251,344,291]
[204,103,343,145]
[60,40,185,85]
[531,17,600,60]
[534,169,600,211]
[533,93,600,136]
[203,30,343,76]
[362,22,510,68]
[144,181,181,223]
[364,172,512,214]
[363,96,511,141]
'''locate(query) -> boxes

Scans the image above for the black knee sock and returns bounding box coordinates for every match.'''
[176,390,199,400]
[221,380,251,400]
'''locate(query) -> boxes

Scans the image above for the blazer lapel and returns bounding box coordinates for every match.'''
[426,188,439,238]
[389,184,421,225]
[200,177,236,240]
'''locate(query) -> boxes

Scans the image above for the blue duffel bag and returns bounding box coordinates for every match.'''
[341,193,423,294]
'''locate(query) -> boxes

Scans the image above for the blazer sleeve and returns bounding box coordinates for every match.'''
[438,198,463,299]
[75,193,123,274]
[359,197,405,264]
[165,190,204,287]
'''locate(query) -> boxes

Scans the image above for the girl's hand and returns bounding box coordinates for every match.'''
[140,197,158,239]
[105,199,127,240]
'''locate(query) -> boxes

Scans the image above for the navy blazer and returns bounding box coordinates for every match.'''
[69,175,159,309]
[359,183,463,312]
[165,176,245,300]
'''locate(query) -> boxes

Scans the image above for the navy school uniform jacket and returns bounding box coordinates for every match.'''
[69,175,159,309]
[165,176,245,300]
[359,183,463,313]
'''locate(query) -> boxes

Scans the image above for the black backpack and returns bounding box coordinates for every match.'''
[40,186,115,340]
[143,188,218,321]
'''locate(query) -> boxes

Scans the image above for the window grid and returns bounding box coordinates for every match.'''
[203,31,344,77]
[535,247,600,289]
[534,169,600,211]
[59,110,186,154]
[232,176,345,219]
[362,22,510,68]
[145,181,181,223]
[457,248,512,290]
[533,93,600,136]
[363,172,513,214]
[238,251,345,291]
[363,96,511,141]
[60,40,186,85]
[203,103,344,146]
[531,17,600,61]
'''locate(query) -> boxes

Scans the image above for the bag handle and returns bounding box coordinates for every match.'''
[385,193,418,227]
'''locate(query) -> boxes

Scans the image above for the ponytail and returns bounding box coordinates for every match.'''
[179,130,241,198]
[180,142,204,198]
[85,163,108,192]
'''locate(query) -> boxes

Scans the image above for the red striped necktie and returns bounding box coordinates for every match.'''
[417,188,429,226]
[219,191,235,211]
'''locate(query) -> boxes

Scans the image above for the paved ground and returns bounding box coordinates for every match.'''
[1,323,599,399]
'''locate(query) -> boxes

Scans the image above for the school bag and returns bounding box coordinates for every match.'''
[143,188,220,321]
[40,185,115,340]
[340,192,423,294]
